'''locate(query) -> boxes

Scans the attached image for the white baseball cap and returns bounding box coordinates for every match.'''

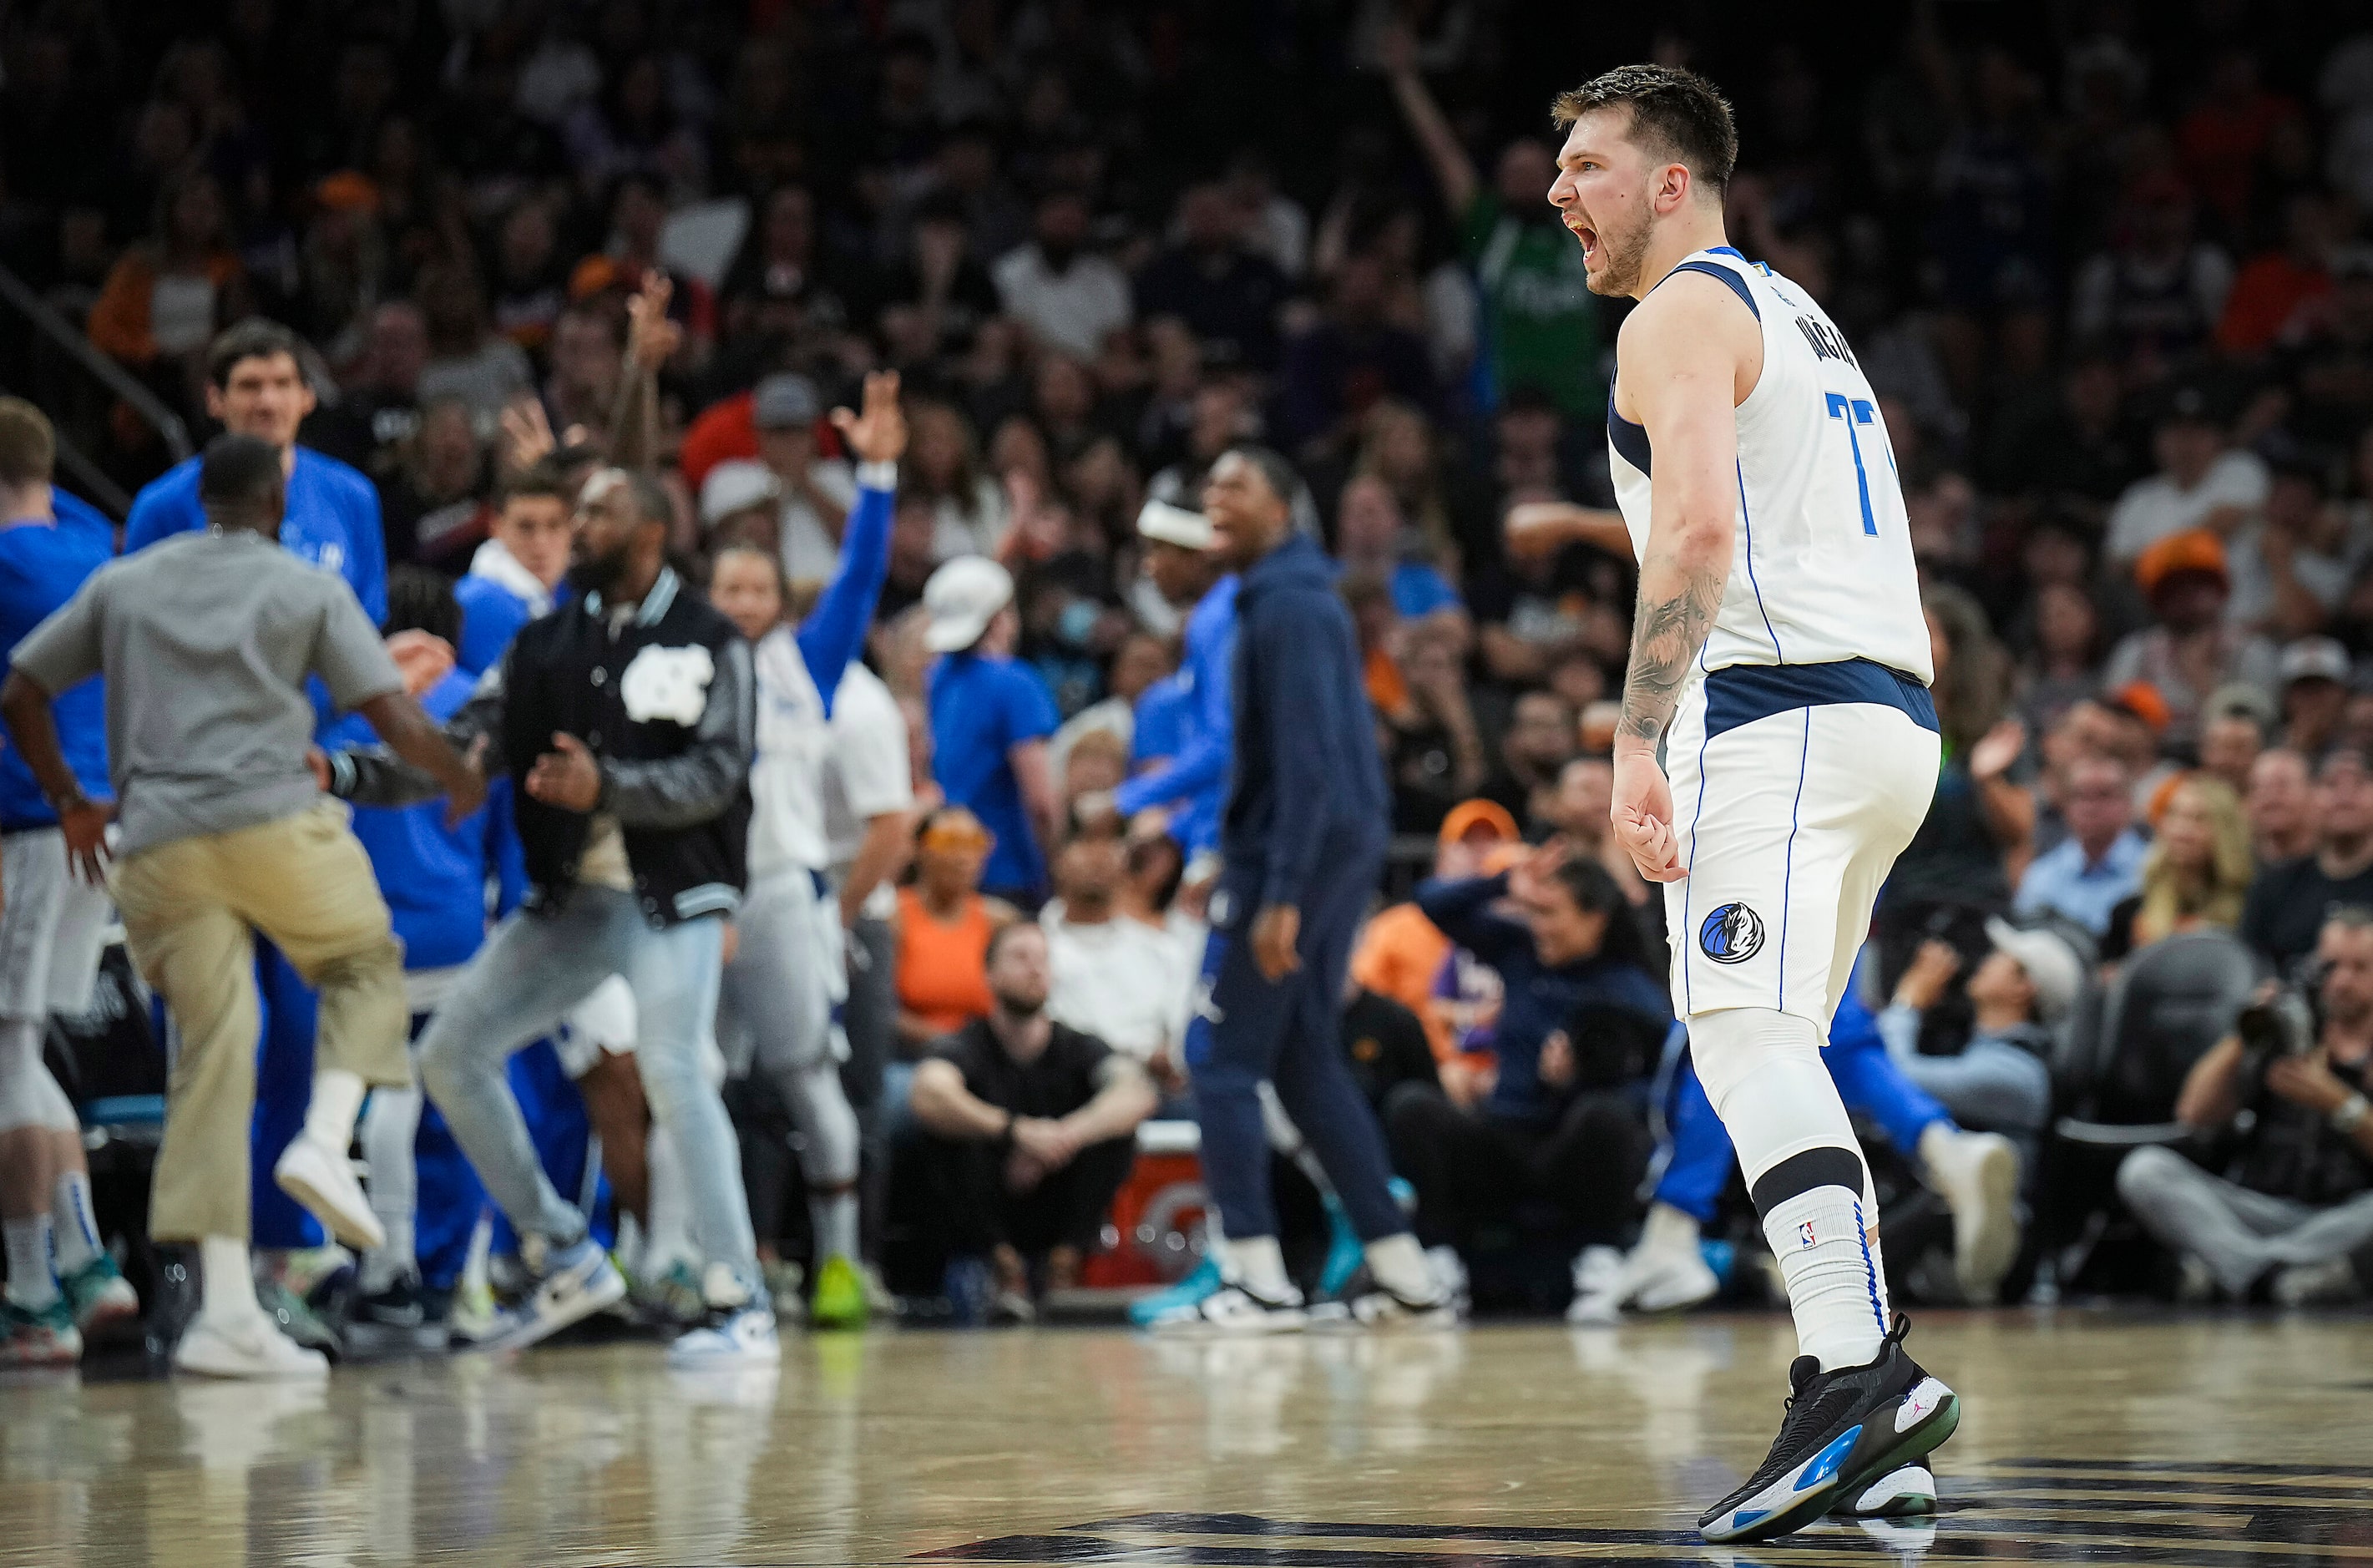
[923,555,1014,652]
[698,459,782,528]
[1136,498,1214,550]
[1985,917,2084,1025]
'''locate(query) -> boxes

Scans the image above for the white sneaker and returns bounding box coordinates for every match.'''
[1333,1285,1462,1330]
[668,1302,782,1367]
[1570,1243,1623,1298]
[1834,1459,1937,1518]
[2272,1257,2362,1306]
[1923,1127,2021,1304]
[274,1135,386,1252]
[475,1237,627,1354]
[175,1311,330,1380]
[1611,1207,1718,1314]
[1146,1284,1307,1335]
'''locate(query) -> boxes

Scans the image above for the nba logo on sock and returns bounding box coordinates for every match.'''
[1797,1220,1817,1248]
[1699,902,1765,964]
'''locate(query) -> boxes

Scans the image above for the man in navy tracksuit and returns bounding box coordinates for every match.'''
[1156,447,1454,1331]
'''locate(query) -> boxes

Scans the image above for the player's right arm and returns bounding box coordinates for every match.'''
[1607,274,1758,883]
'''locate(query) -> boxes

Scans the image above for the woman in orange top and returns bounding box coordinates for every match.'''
[895,807,1016,1050]
[87,167,250,374]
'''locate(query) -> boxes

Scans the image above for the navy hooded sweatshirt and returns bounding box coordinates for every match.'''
[1221,531,1389,913]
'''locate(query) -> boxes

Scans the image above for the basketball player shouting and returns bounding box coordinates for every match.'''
[1551,66,1960,1542]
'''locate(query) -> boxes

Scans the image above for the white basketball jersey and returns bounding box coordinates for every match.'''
[1608,246,1933,684]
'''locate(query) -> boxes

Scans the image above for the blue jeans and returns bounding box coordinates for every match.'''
[416,888,756,1280]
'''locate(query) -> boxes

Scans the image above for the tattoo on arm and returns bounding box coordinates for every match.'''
[1619,562,1724,746]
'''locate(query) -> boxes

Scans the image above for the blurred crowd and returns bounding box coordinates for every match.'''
[2,0,2371,1339]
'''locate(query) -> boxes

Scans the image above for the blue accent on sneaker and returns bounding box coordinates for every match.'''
[1798,1426,1862,1490]
[1388,1176,1417,1215]
[1128,1257,1222,1327]
[1316,1195,1364,1298]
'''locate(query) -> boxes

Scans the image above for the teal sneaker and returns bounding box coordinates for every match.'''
[1129,1256,1222,1327]
[1316,1194,1364,1299]
[60,1253,140,1338]
[1,1297,82,1367]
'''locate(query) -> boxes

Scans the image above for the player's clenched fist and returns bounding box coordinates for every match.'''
[1610,745,1686,883]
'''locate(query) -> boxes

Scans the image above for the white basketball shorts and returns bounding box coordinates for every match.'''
[1662,660,1940,1028]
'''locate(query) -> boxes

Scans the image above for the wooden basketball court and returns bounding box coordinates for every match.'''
[2,1310,2367,1565]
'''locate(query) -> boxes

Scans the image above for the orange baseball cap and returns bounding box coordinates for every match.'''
[2134,528,2228,598]
[1438,798,1520,847]
[2109,680,2172,735]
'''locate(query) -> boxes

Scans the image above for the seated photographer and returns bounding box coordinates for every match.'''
[908,922,1158,1319]
[1384,842,1670,1259]
[2117,908,2373,1304]
[1879,918,2085,1146]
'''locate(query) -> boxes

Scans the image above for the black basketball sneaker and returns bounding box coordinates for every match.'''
[1698,1317,1958,1544]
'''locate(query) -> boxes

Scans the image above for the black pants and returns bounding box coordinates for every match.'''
[911,1132,1136,1261]
[1384,1082,1652,1251]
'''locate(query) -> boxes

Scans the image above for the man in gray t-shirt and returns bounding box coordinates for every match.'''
[0,434,479,1381]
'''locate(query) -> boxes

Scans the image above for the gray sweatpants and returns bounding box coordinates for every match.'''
[718,868,860,1188]
[2117,1143,2373,1297]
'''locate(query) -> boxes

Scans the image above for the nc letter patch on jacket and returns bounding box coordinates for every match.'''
[620,644,716,726]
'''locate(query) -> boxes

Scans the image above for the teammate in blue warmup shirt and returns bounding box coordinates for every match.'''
[1106,499,1236,863]
[0,400,142,1365]
[122,321,390,1258]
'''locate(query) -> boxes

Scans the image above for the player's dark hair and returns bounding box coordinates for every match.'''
[207,316,307,387]
[197,432,285,524]
[497,457,572,510]
[0,397,55,488]
[384,564,463,647]
[1551,63,1738,195]
[1224,443,1301,511]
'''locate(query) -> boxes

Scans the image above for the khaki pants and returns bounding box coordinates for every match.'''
[113,801,407,1242]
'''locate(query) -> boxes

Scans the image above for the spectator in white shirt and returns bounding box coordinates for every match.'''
[1043,835,1191,1080]
[2104,382,2270,567]
[994,190,1131,361]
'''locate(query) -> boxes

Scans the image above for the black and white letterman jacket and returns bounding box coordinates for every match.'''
[331,565,756,928]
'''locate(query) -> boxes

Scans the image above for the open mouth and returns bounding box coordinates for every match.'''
[1566,217,1598,261]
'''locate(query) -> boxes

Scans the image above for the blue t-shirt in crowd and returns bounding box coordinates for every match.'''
[1391,561,1462,620]
[928,650,1060,896]
[0,504,116,828]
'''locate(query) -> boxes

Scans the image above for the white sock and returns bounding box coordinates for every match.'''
[809,1189,859,1265]
[303,1069,367,1151]
[200,1236,261,1323]
[1761,1188,1889,1370]
[51,1171,101,1274]
[1693,1009,1889,1371]
[1643,1201,1702,1251]
[1222,1235,1297,1302]
[3,1215,58,1308]
[1363,1232,1436,1302]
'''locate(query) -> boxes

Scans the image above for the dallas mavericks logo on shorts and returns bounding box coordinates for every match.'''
[1699,902,1765,964]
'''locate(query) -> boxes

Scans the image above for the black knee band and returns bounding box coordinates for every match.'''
[1748,1146,1867,1216]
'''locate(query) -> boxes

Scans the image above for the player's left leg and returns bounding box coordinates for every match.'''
[1824,1023,2021,1305]
[1264,845,1454,1325]
[1676,701,1958,1544]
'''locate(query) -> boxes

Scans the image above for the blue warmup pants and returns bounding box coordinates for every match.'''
[1655,1026,1953,1226]
[1186,837,1404,1244]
